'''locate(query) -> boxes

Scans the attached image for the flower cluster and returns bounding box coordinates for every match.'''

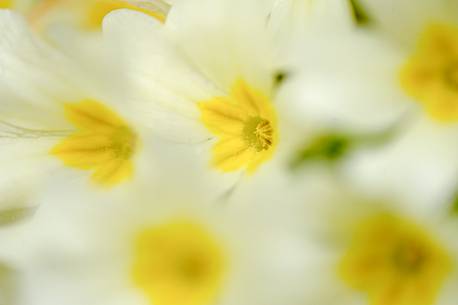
[0,1,457,305]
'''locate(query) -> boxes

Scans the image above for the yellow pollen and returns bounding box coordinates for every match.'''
[50,100,138,187]
[400,23,458,122]
[338,213,452,305]
[243,116,273,152]
[198,79,278,173]
[132,220,227,305]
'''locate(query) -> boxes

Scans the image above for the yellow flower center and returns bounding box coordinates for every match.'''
[50,100,138,187]
[443,61,458,89]
[198,79,278,173]
[0,0,12,8]
[338,213,452,305]
[132,220,227,305]
[85,0,166,29]
[243,116,274,152]
[400,23,458,122]
[28,0,166,30]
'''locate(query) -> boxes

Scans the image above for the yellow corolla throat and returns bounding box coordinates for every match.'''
[85,0,166,29]
[400,23,458,122]
[50,100,138,187]
[132,220,227,305]
[338,213,453,305]
[199,79,278,173]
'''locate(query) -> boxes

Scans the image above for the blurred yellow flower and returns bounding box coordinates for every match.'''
[132,220,227,305]
[400,23,458,122]
[0,0,12,8]
[339,213,452,305]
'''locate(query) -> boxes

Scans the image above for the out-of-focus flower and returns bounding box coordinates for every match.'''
[358,0,458,123]
[271,176,458,305]
[400,23,458,122]
[333,0,458,206]
[269,0,410,132]
[0,158,287,305]
[1,0,457,305]
[338,213,452,305]
[257,0,412,186]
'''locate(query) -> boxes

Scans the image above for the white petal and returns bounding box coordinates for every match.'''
[269,0,355,38]
[280,30,411,132]
[344,116,458,209]
[0,11,84,119]
[103,9,215,142]
[360,0,458,47]
[0,135,58,212]
[103,9,218,102]
[166,0,276,93]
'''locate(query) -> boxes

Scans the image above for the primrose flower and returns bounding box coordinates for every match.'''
[0,11,164,212]
[333,0,458,205]
[0,162,286,305]
[101,0,354,177]
[265,176,458,305]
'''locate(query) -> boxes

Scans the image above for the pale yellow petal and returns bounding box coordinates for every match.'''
[231,79,264,116]
[211,137,253,172]
[50,100,138,187]
[50,133,115,169]
[91,159,133,186]
[64,100,125,131]
[246,147,275,174]
[199,97,246,136]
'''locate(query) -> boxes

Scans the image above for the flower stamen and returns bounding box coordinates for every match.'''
[243,116,273,152]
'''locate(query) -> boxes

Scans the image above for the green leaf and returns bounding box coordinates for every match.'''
[289,122,403,171]
[349,0,371,26]
[290,134,351,170]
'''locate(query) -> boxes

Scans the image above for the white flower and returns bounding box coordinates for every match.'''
[0,161,288,305]
[262,175,458,305]
[332,0,458,205]
[0,11,168,212]
[100,0,353,177]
